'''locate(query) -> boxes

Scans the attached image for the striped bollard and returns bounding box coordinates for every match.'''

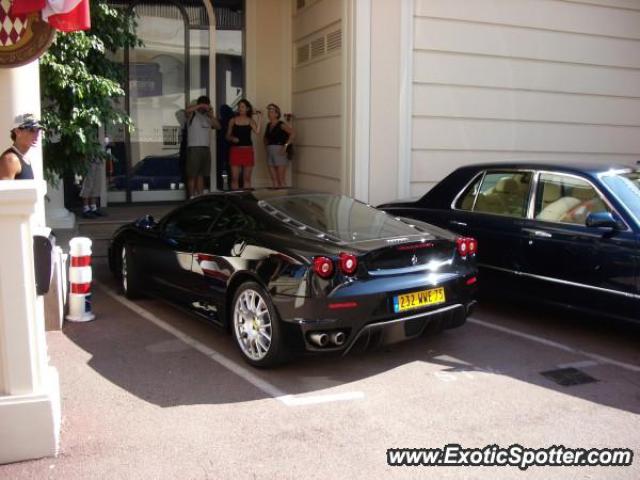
[66,237,95,322]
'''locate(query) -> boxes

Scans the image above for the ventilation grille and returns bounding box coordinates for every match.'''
[297,44,310,64]
[310,37,325,59]
[326,29,342,52]
[296,27,342,66]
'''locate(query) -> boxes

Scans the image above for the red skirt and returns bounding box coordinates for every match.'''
[230,146,255,167]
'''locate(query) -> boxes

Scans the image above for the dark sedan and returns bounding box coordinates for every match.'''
[379,163,640,323]
[109,190,478,367]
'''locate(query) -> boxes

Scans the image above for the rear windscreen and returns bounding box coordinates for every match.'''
[263,194,419,242]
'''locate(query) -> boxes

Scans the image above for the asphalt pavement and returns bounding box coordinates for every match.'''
[2,258,638,480]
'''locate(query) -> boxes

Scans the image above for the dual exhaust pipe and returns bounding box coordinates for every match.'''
[309,331,346,348]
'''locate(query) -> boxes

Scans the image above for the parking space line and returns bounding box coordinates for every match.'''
[96,281,365,405]
[468,317,640,373]
[556,360,600,370]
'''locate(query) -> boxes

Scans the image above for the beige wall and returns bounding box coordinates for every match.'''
[291,0,345,193]
[245,0,292,188]
[408,0,640,197]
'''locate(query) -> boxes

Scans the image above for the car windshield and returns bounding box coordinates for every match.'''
[263,194,419,242]
[600,169,640,223]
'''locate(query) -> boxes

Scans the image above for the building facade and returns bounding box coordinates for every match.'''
[100,0,639,209]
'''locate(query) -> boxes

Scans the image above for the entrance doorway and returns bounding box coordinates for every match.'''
[107,0,245,204]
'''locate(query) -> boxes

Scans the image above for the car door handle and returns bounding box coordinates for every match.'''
[449,220,468,227]
[522,228,552,238]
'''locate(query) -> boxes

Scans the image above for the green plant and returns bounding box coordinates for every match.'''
[40,1,140,179]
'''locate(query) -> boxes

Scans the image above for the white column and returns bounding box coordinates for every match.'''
[344,0,372,202]
[0,61,75,229]
[0,180,61,464]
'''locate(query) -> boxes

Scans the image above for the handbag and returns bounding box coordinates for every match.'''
[285,143,294,160]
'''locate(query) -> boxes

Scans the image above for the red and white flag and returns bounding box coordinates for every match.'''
[11,0,91,32]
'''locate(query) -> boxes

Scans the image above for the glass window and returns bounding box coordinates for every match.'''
[265,194,421,242]
[601,169,640,223]
[164,198,227,237]
[211,204,256,231]
[471,172,532,218]
[534,173,610,225]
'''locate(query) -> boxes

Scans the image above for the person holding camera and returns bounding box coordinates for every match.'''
[185,95,221,198]
[226,99,262,190]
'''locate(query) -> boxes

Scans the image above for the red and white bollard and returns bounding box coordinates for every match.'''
[66,237,95,322]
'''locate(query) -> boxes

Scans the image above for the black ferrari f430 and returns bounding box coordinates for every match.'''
[109,190,478,367]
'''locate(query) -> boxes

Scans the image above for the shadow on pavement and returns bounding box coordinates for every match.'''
[62,263,640,414]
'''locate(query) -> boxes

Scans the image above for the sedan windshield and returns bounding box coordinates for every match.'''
[600,169,640,223]
[263,194,421,242]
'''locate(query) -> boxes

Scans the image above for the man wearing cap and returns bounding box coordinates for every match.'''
[0,113,43,180]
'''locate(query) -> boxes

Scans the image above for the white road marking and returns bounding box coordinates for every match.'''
[280,392,365,406]
[468,317,640,373]
[97,281,365,405]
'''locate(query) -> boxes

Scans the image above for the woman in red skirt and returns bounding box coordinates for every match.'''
[226,99,262,189]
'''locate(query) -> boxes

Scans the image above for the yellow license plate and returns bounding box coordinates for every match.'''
[393,287,445,313]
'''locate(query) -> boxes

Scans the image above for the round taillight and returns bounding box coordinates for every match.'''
[339,252,358,275]
[467,238,478,255]
[313,256,334,278]
[456,237,468,257]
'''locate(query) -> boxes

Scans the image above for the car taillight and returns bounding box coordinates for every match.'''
[313,256,334,278]
[456,237,478,258]
[339,252,358,275]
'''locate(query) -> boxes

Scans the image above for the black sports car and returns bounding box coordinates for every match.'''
[379,163,640,323]
[109,190,478,367]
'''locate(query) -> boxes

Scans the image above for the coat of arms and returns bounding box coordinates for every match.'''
[0,0,55,68]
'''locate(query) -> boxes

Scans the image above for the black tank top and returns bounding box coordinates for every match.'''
[264,121,289,145]
[232,123,252,146]
[3,146,33,180]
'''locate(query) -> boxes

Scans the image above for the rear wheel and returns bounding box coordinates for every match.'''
[231,281,288,368]
[120,245,142,299]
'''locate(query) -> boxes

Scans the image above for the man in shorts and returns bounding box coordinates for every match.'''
[79,156,106,219]
[185,96,221,198]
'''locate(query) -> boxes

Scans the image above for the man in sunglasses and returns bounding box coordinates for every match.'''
[0,113,43,180]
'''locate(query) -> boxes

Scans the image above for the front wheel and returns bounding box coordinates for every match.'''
[231,281,288,368]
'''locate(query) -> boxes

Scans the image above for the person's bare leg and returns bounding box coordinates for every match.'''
[187,177,196,198]
[243,166,253,189]
[268,165,278,187]
[195,175,204,196]
[231,165,241,190]
[276,165,287,187]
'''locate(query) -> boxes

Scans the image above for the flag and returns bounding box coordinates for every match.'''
[11,0,90,32]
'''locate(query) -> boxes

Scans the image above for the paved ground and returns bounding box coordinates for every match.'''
[2,259,639,479]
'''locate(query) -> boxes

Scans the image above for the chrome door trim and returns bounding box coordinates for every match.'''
[480,263,640,300]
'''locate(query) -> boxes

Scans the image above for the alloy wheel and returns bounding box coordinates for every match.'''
[233,288,273,361]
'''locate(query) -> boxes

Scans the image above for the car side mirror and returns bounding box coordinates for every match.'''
[586,211,619,229]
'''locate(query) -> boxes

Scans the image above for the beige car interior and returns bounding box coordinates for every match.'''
[473,175,530,216]
[536,181,608,224]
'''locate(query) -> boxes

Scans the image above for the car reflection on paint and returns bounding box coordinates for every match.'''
[379,163,640,323]
[108,189,478,367]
